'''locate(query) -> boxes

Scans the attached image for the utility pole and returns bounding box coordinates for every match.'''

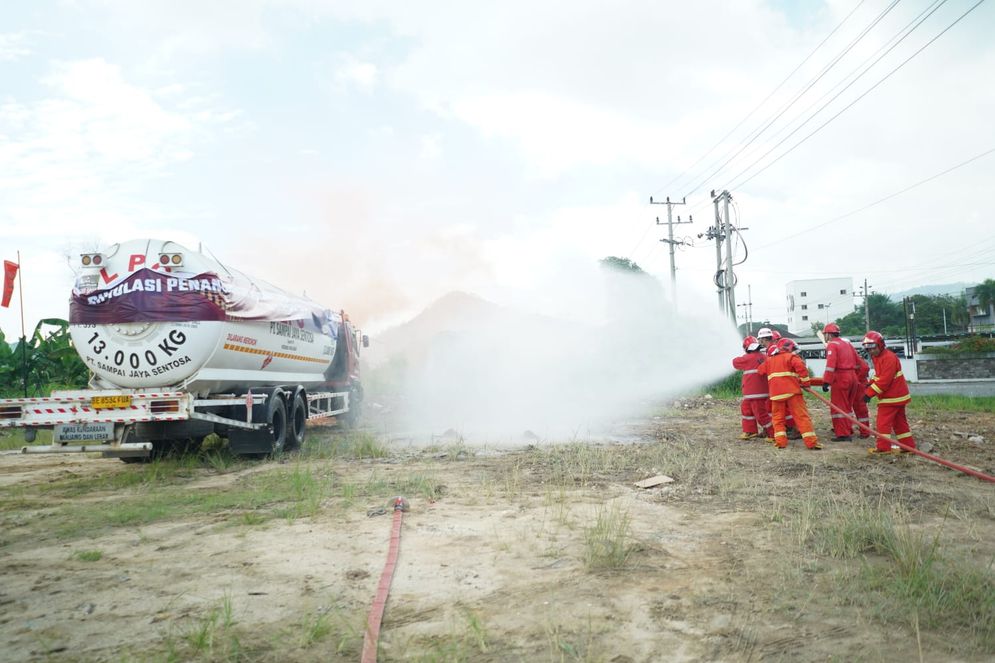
[706,190,743,323]
[722,191,736,321]
[649,196,692,301]
[861,278,872,332]
[701,193,727,313]
[737,284,754,334]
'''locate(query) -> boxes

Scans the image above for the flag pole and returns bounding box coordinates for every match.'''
[18,250,27,397]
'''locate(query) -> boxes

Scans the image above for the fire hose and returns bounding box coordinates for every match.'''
[803,387,995,484]
[361,496,409,663]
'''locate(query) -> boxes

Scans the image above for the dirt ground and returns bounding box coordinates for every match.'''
[1,397,993,662]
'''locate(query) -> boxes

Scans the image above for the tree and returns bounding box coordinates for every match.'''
[950,294,970,330]
[0,319,89,397]
[599,256,645,274]
[973,278,995,318]
[837,293,903,336]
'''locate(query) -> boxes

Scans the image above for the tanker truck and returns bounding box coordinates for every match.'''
[0,239,367,460]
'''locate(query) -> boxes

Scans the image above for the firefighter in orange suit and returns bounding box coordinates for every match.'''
[732,336,771,440]
[821,323,862,441]
[852,349,871,438]
[862,331,914,454]
[756,328,799,438]
[757,338,821,450]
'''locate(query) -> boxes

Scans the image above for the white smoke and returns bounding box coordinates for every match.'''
[382,260,740,440]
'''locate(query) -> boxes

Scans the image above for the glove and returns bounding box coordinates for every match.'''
[821,384,829,392]
[863,395,872,403]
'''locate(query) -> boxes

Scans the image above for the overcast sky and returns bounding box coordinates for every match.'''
[2,0,993,338]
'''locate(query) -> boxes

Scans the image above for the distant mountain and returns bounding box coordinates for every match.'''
[888,283,972,299]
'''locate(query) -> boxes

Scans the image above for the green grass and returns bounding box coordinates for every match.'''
[5,449,445,546]
[908,394,995,413]
[583,502,634,572]
[72,549,103,562]
[787,494,995,654]
[175,593,241,661]
[389,609,490,662]
[520,439,726,497]
[37,453,245,498]
[859,532,995,653]
[0,428,53,450]
[18,463,334,543]
[792,493,898,558]
[300,430,388,459]
[700,372,741,399]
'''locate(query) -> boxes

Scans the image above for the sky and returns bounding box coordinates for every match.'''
[2,0,994,340]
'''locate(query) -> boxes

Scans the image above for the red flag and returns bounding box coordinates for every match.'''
[2,260,18,308]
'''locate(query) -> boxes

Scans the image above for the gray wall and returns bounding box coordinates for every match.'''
[915,353,995,381]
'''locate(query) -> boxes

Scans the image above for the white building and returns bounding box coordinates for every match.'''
[785,277,854,335]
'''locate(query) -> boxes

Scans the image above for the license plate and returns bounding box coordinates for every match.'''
[54,422,115,443]
[92,395,133,409]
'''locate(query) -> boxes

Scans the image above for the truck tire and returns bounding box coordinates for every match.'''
[267,393,288,454]
[288,392,307,451]
[228,389,288,456]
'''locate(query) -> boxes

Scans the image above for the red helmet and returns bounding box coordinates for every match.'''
[770,330,782,341]
[766,343,780,356]
[823,323,840,335]
[862,330,885,351]
[777,337,797,353]
[742,335,759,351]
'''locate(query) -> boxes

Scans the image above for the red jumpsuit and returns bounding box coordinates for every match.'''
[758,351,820,449]
[732,351,771,438]
[823,337,861,438]
[852,353,871,438]
[866,348,914,452]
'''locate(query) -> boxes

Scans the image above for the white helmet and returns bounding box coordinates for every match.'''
[757,327,773,340]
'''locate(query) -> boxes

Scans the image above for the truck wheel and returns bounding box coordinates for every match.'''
[268,393,288,454]
[228,388,288,457]
[288,393,307,451]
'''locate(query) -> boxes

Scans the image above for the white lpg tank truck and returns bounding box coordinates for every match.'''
[0,239,367,460]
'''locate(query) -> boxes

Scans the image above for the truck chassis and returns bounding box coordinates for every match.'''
[0,387,354,459]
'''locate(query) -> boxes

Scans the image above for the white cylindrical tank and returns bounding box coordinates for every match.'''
[69,239,339,395]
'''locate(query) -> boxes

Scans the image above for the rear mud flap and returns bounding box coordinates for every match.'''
[227,428,275,455]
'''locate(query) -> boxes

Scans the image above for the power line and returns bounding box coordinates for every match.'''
[651,0,867,197]
[726,0,948,186]
[860,237,995,289]
[754,145,995,249]
[679,0,901,199]
[626,221,655,260]
[726,0,987,192]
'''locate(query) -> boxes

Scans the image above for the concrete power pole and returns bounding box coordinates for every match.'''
[737,284,754,334]
[722,191,736,321]
[707,190,741,323]
[703,194,726,313]
[649,196,691,302]
[861,278,872,332]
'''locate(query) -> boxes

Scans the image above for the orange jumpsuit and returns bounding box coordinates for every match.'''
[758,351,820,449]
[852,353,870,438]
[732,351,771,437]
[866,348,914,452]
[823,337,861,437]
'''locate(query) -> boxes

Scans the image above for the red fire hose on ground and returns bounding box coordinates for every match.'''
[803,387,995,484]
[361,496,409,663]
